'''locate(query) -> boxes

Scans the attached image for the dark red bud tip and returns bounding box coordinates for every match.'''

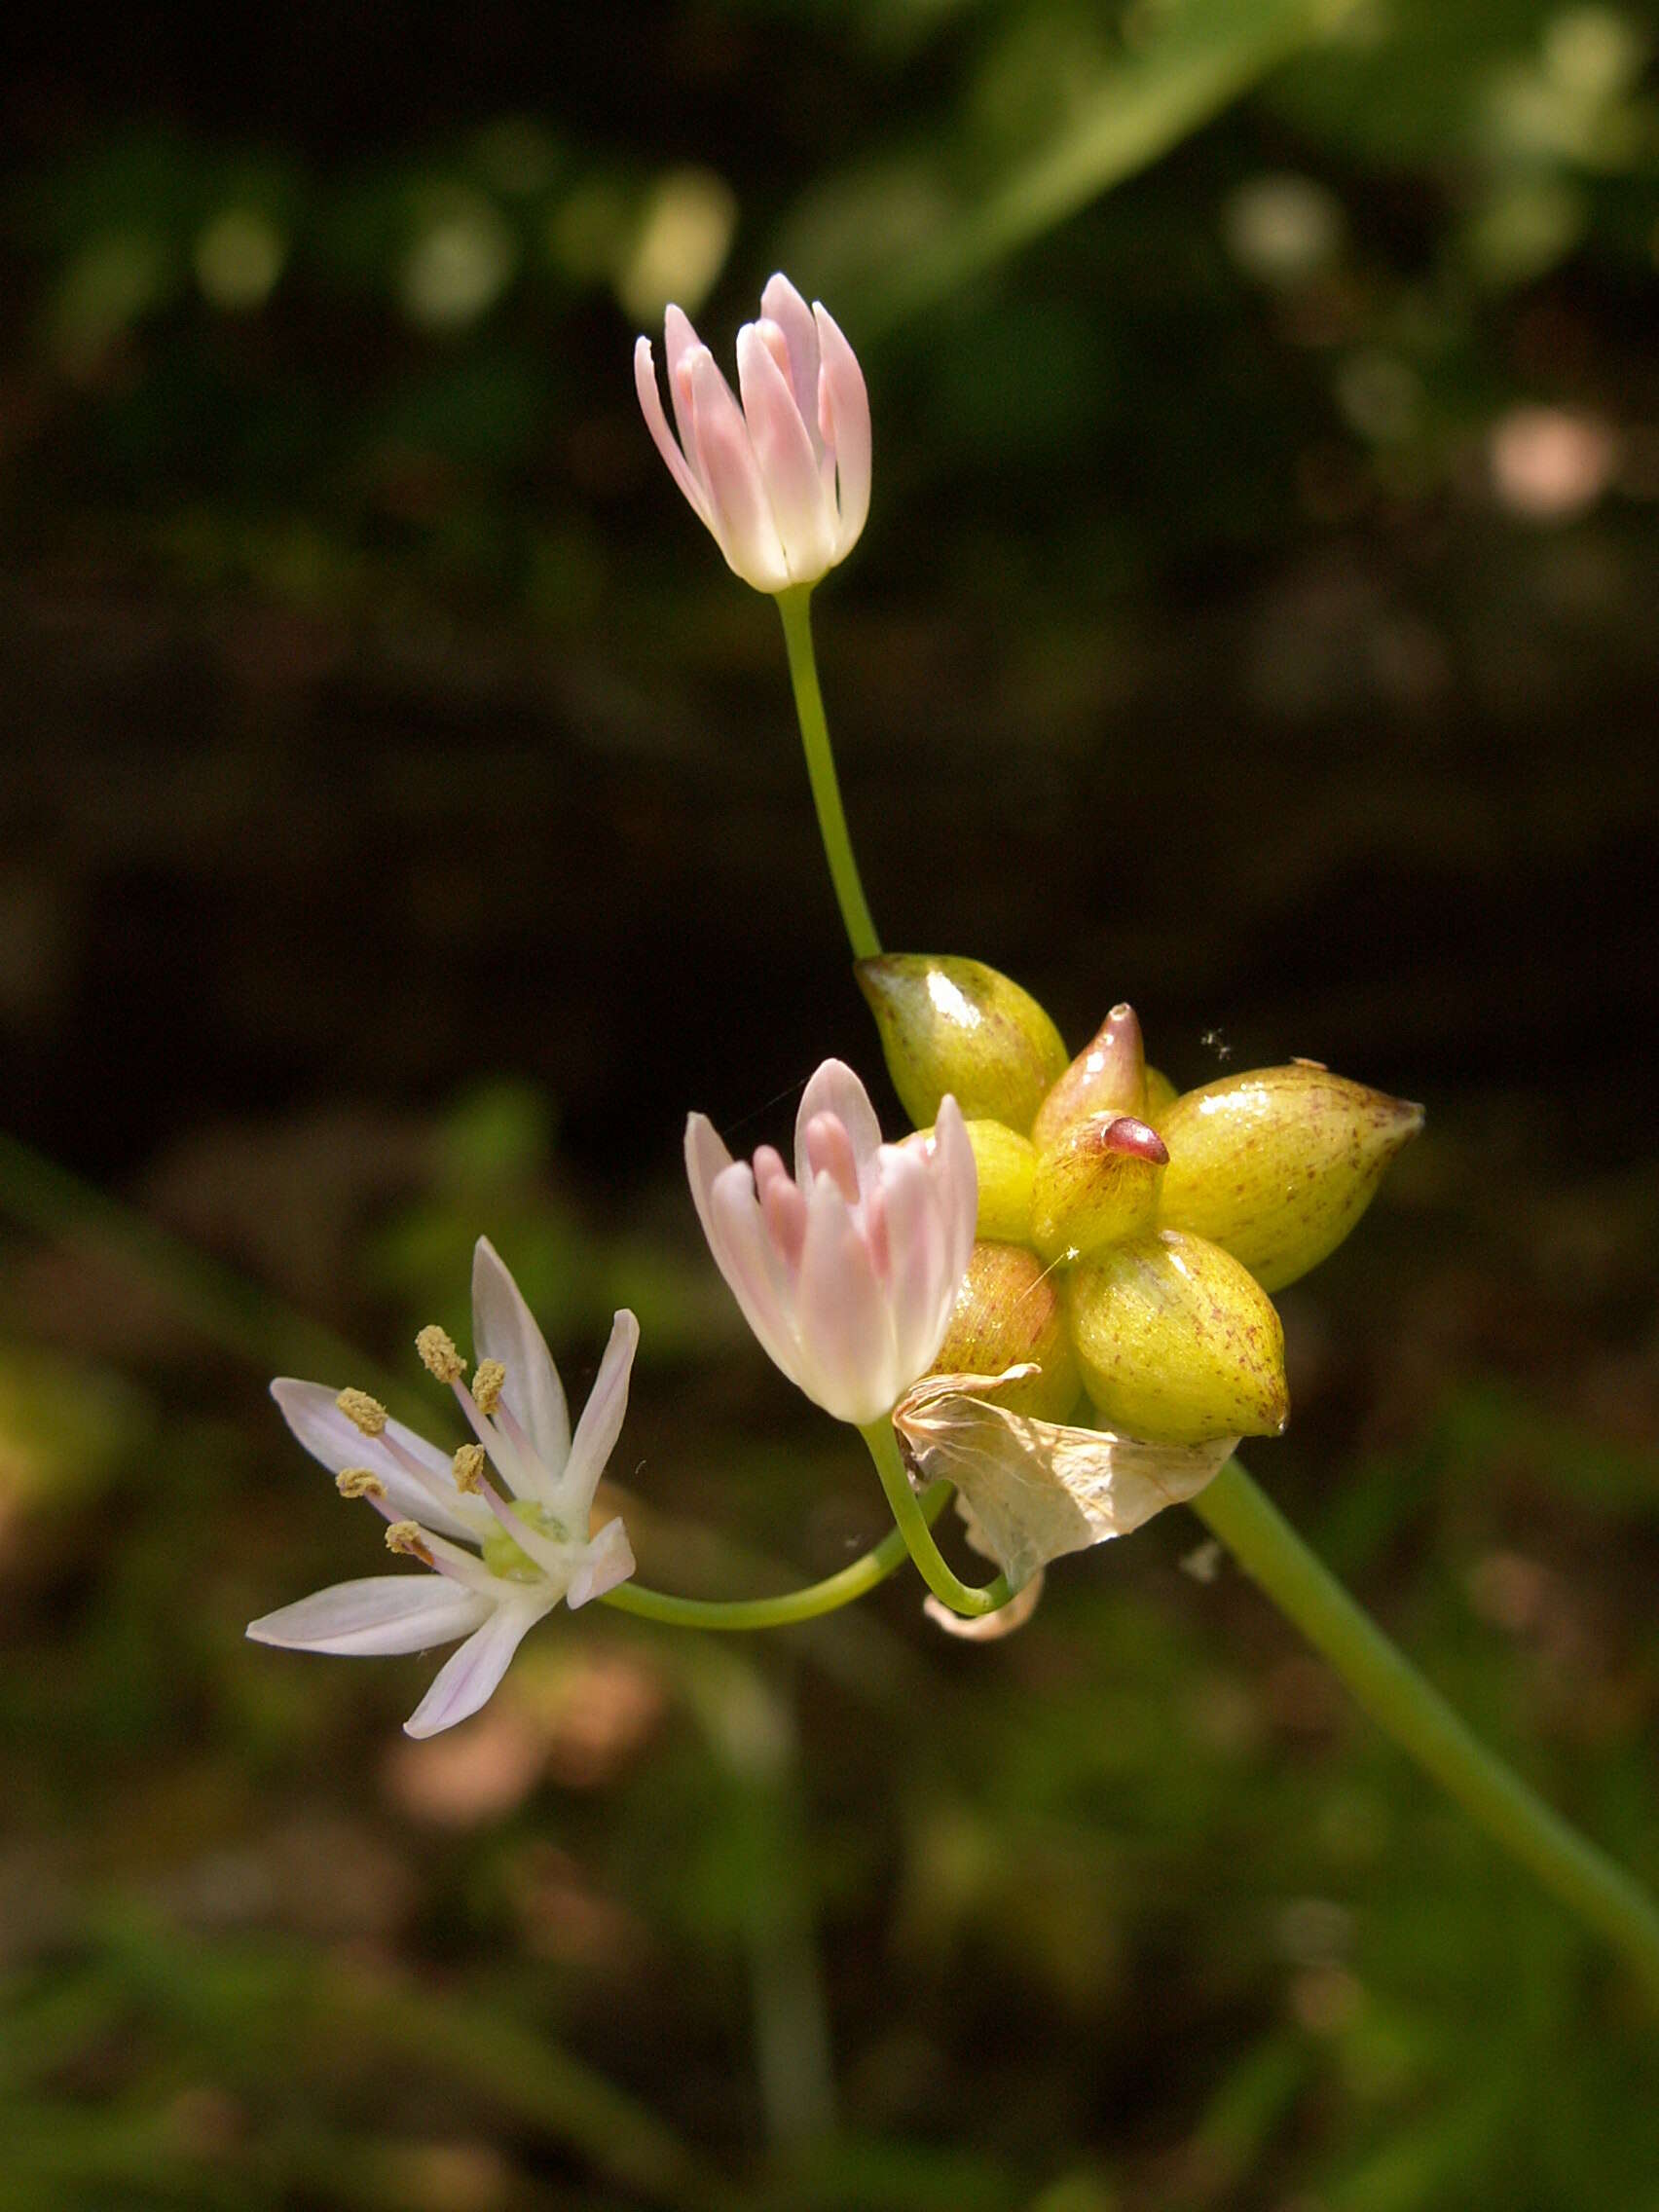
[1102,1115,1168,1164]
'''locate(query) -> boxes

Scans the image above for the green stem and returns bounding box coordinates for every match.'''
[775,584,881,963]
[1194,1458,1659,1998]
[860,1419,1015,1617]
[599,1484,950,1630]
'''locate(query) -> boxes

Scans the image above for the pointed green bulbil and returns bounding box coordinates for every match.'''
[962,1119,1036,1243]
[1068,1230,1288,1446]
[935,1241,1081,1421]
[856,954,1069,1134]
[1156,1064,1425,1292]
[1029,1113,1167,1262]
[1031,1002,1146,1150]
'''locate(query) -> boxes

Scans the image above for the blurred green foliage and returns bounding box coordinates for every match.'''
[3,0,1658,2205]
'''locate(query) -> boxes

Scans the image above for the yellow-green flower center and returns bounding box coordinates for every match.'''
[481,1497,571,1581]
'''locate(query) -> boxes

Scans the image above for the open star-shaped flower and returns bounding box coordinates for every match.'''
[247,1238,638,1737]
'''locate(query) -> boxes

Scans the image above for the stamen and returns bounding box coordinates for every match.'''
[452,1444,488,1494]
[473,1359,506,1416]
[385,1520,435,1566]
[761,1166,807,1268]
[491,1394,538,1468]
[803,1111,860,1202]
[336,1467,387,1500]
[415,1325,467,1383]
[337,1388,388,1436]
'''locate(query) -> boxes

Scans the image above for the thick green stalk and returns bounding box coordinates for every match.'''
[600,1483,949,1630]
[1194,1458,1659,1998]
[860,1419,1014,1618]
[775,584,881,963]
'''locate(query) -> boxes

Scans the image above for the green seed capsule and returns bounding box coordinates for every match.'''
[1156,1065,1424,1291]
[935,1241,1081,1421]
[1142,1066,1178,1125]
[1068,1230,1289,1446]
[856,954,1069,1134]
[1029,1113,1167,1262]
[962,1119,1036,1243]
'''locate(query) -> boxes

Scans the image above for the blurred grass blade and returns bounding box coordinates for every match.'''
[0,1129,418,1417]
[789,0,1362,335]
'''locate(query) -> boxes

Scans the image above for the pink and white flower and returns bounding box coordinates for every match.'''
[635,272,871,594]
[685,1059,977,1426]
[247,1239,638,1738]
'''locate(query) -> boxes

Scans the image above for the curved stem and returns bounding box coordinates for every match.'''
[1194,1458,1659,1999]
[860,1419,1015,1618]
[775,584,881,963]
[598,1484,949,1631]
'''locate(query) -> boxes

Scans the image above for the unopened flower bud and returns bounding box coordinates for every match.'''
[636,274,870,595]
[856,954,1069,1135]
[1030,1113,1167,1262]
[1031,1003,1146,1150]
[1068,1230,1288,1445]
[934,1242,1081,1421]
[1156,1066,1424,1291]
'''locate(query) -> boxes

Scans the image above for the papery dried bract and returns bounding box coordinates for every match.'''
[896,1367,1235,1591]
[924,1572,1048,1641]
[1157,1065,1424,1290]
[856,954,1069,1135]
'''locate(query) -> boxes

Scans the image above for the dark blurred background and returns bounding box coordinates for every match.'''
[2,2,1657,2207]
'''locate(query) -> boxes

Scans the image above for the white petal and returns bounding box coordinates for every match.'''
[759,273,823,438]
[402,1596,553,1738]
[814,302,870,551]
[794,1059,884,1191]
[470,1237,571,1476]
[246,1575,491,1656]
[684,1112,736,1247]
[872,1143,955,1389]
[662,304,705,474]
[635,333,711,524]
[269,1380,490,1543]
[930,1094,979,1290]
[689,1114,805,1381]
[708,1164,807,1386]
[567,1517,636,1609]
[688,350,790,593]
[559,1309,640,1515]
[794,1172,894,1422]
[736,320,837,582]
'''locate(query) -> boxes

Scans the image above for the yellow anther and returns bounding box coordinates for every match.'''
[337,1387,388,1437]
[386,1520,433,1563]
[416,1324,466,1384]
[452,1443,488,1494]
[472,1359,506,1416]
[336,1466,387,1501]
